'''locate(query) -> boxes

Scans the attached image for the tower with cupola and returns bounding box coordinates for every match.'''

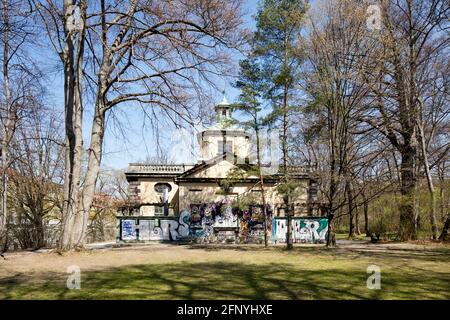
[197,93,250,162]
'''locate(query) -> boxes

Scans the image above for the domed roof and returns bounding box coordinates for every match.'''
[217,93,229,106]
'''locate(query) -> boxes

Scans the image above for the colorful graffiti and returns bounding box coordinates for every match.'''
[122,220,134,240]
[214,205,238,228]
[272,219,287,243]
[119,199,241,242]
[272,217,328,244]
[118,204,327,244]
[239,205,272,243]
[120,211,191,241]
[190,200,239,228]
[189,199,239,242]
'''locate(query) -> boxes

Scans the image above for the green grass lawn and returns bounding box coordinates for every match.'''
[1,244,449,299]
[335,233,371,241]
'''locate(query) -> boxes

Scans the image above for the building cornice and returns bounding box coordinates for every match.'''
[197,128,249,137]
[124,159,312,180]
[125,163,195,179]
[174,175,309,184]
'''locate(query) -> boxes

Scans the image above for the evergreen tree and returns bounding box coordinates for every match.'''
[253,0,307,249]
[233,58,270,247]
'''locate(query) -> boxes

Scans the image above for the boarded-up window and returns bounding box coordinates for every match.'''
[217,140,232,155]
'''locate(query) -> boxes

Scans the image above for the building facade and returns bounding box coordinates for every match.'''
[117,96,327,244]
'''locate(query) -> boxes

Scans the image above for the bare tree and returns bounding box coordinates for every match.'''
[0,0,39,251]
[8,106,64,249]
[33,0,246,250]
[362,0,449,240]
[301,0,376,245]
[87,169,127,243]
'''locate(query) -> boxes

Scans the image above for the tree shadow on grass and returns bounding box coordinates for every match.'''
[1,261,449,300]
[185,243,450,264]
[330,246,450,264]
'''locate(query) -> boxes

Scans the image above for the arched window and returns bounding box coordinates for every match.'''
[154,183,172,216]
[154,183,172,194]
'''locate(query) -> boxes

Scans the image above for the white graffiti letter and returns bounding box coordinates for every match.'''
[367,5,382,31]
[178,211,191,238]
[366,265,381,289]
[66,265,81,290]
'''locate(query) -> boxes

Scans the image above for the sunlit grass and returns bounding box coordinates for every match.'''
[335,233,371,241]
[1,244,449,299]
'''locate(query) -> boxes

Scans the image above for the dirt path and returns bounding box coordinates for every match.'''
[1,241,448,278]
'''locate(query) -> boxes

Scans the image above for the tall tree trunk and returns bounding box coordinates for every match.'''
[326,208,335,247]
[399,145,418,240]
[439,214,450,241]
[437,162,447,241]
[326,147,337,247]
[417,100,438,239]
[0,0,11,248]
[282,39,292,250]
[363,199,370,237]
[255,125,269,248]
[34,217,45,249]
[355,204,361,235]
[347,181,355,238]
[59,0,86,250]
[59,55,83,250]
[325,179,336,247]
[72,110,104,246]
[439,178,445,221]
[71,52,108,247]
[326,119,337,247]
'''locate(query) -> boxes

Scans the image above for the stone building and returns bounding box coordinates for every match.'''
[118,96,327,243]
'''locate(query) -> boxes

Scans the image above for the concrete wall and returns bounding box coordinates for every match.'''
[131,178,179,216]
[178,181,310,216]
[117,215,328,244]
[190,161,242,179]
[272,217,328,244]
[128,160,311,217]
[199,133,250,161]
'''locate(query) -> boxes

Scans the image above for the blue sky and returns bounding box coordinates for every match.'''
[40,0,259,170]
[99,0,260,170]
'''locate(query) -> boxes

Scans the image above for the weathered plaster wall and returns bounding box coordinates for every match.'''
[269,181,310,216]
[139,205,176,217]
[199,134,249,160]
[191,161,240,179]
[128,160,311,217]
[178,183,247,211]
[272,217,328,243]
[118,213,328,244]
[119,203,268,243]
[129,178,179,216]
[178,181,310,216]
[139,179,178,203]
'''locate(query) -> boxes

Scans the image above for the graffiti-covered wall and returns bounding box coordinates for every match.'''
[118,199,327,244]
[120,212,190,241]
[118,199,277,243]
[272,217,328,244]
[239,206,269,243]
